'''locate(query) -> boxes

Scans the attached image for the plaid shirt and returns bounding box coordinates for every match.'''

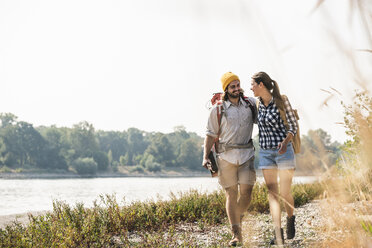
[258,96,298,150]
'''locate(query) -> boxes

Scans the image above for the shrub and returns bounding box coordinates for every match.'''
[111,161,119,172]
[146,162,162,172]
[119,154,129,166]
[0,166,12,173]
[248,183,324,213]
[129,165,144,173]
[72,157,97,175]
[292,183,324,207]
[14,168,24,173]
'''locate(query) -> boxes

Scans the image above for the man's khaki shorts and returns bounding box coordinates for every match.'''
[218,156,256,188]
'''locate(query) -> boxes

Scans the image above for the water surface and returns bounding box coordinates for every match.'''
[0,176,318,215]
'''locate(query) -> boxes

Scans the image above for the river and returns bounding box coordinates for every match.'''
[0,176,318,216]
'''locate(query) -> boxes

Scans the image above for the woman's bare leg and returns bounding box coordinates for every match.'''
[263,169,281,228]
[279,169,295,217]
[263,169,284,245]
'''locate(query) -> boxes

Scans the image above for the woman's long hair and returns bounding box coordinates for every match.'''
[252,72,284,109]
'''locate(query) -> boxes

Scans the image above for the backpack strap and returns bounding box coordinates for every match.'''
[242,96,258,123]
[215,101,224,153]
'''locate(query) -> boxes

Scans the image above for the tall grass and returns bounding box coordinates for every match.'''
[304,0,372,246]
[0,183,322,247]
[315,92,372,247]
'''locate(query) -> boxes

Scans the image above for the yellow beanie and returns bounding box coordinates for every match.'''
[221,72,239,91]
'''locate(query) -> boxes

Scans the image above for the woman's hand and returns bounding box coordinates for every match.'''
[278,133,293,155]
[277,141,288,155]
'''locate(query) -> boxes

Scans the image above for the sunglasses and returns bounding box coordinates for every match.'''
[228,83,240,89]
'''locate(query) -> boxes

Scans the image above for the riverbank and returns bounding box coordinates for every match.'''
[2,200,370,247]
[0,171,210,179]
[0,201,322,246]
[0,170,320,179]
[0,211,47,229]
[0,183,324,247]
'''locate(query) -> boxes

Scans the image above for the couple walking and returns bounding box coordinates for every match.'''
[203,71,298,246]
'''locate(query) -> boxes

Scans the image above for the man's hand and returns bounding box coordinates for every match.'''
[202,135,215,171]
[202,157,217,173]
[202,157,211,170]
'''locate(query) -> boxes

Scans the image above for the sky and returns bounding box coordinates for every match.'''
[0,0,371,143]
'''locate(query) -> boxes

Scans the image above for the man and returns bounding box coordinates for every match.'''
[203,72,256,246]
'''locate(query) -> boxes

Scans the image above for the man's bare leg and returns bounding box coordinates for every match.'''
[237,184,253,220]
[225,185,241,246]
[225,184,239,225]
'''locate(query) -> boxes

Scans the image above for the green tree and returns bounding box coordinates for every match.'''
[127,128,148,164]
[107,149,113,166]
[16,121,47,168]
[167,125,191,158]
[38,126,69,170]
[120,154,129,166]
[96,131,128,162]
[93,151,109,171]
[296,128,341,174]
[0,113,18,128]
[176,138,202,170]
[145,133,174,167]
[0,125,21,167]
[70,121,99,159]
[0,121,47,168]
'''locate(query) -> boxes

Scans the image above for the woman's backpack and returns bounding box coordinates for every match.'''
[275,95,301,154]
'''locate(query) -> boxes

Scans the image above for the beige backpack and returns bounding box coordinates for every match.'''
[276,95,301,154]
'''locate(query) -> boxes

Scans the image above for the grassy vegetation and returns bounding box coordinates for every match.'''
[315,92,372,247]
[0,183,323,247]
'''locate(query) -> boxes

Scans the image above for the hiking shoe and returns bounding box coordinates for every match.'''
[286,215,296,239]
[229,225,242,247]
[270,228,284,245]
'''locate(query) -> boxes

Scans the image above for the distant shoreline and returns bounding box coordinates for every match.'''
[0,171,320,179]
[0,171,211,179]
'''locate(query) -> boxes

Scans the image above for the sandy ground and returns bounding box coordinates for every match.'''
[0,211,48,229]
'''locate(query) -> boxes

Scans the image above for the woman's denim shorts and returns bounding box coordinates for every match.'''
[258,143,296,170]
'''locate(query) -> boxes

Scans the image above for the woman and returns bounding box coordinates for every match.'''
[250,72,297,245]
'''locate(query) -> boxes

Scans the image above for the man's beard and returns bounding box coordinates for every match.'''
[227,91,240,99]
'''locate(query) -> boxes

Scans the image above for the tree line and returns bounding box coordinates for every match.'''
[0,113,203,175]
[0,112,341,175]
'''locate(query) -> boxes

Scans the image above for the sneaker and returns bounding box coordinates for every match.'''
[270,228,284,245]
[286,215,296,239]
